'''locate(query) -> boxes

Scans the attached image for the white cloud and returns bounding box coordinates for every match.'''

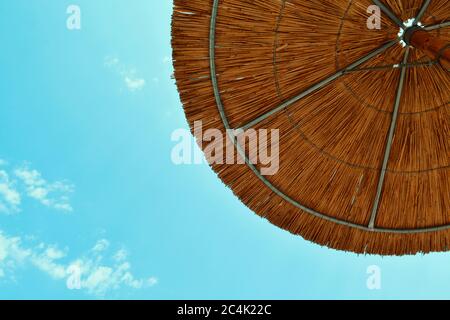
[44,246,67,260]
[83,265,113,293]
[14,165,74,212]
[0,159,7,166]
[72,246,158,296]
[92,239,110,252]
[113,248,128,262]
[0,160,155,297]
[0,170,21,214]
[147,276,158,286]
[0,232,157,297]
[125,77,146,91]
[0,233,31,278]
[0,234,66,280]
[31,254,67,280]
[104,56,146,92]
[69,246,158,296]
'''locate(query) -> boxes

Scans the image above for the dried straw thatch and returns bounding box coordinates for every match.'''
[171,0,450,255]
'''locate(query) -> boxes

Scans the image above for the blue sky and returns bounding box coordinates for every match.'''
[1,0,450,300]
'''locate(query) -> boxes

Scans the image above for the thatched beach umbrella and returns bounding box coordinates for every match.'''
[171,0,449,255]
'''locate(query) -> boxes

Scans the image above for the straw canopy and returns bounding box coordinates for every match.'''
[171,0,450,255]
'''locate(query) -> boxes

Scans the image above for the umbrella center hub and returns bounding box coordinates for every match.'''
[398,18,423,47]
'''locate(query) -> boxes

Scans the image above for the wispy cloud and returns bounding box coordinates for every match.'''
[0,232,157,297]
[0,160,154,297]
[14,165,74,212]
[104,56,146,92]
[125,77,146,91]
[92,239,110,252]
[113,248,128,262]
[30,244,67,280]
[0,170,21,214]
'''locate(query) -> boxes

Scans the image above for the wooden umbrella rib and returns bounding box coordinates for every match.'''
[368,48,410,229]
[372,0,405,29]
[424,21,450,31]
[208,0,450,234]
[345,60,437,72]
[209,0,230,130]
[237,40,398,132]
[413,0,431,25]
